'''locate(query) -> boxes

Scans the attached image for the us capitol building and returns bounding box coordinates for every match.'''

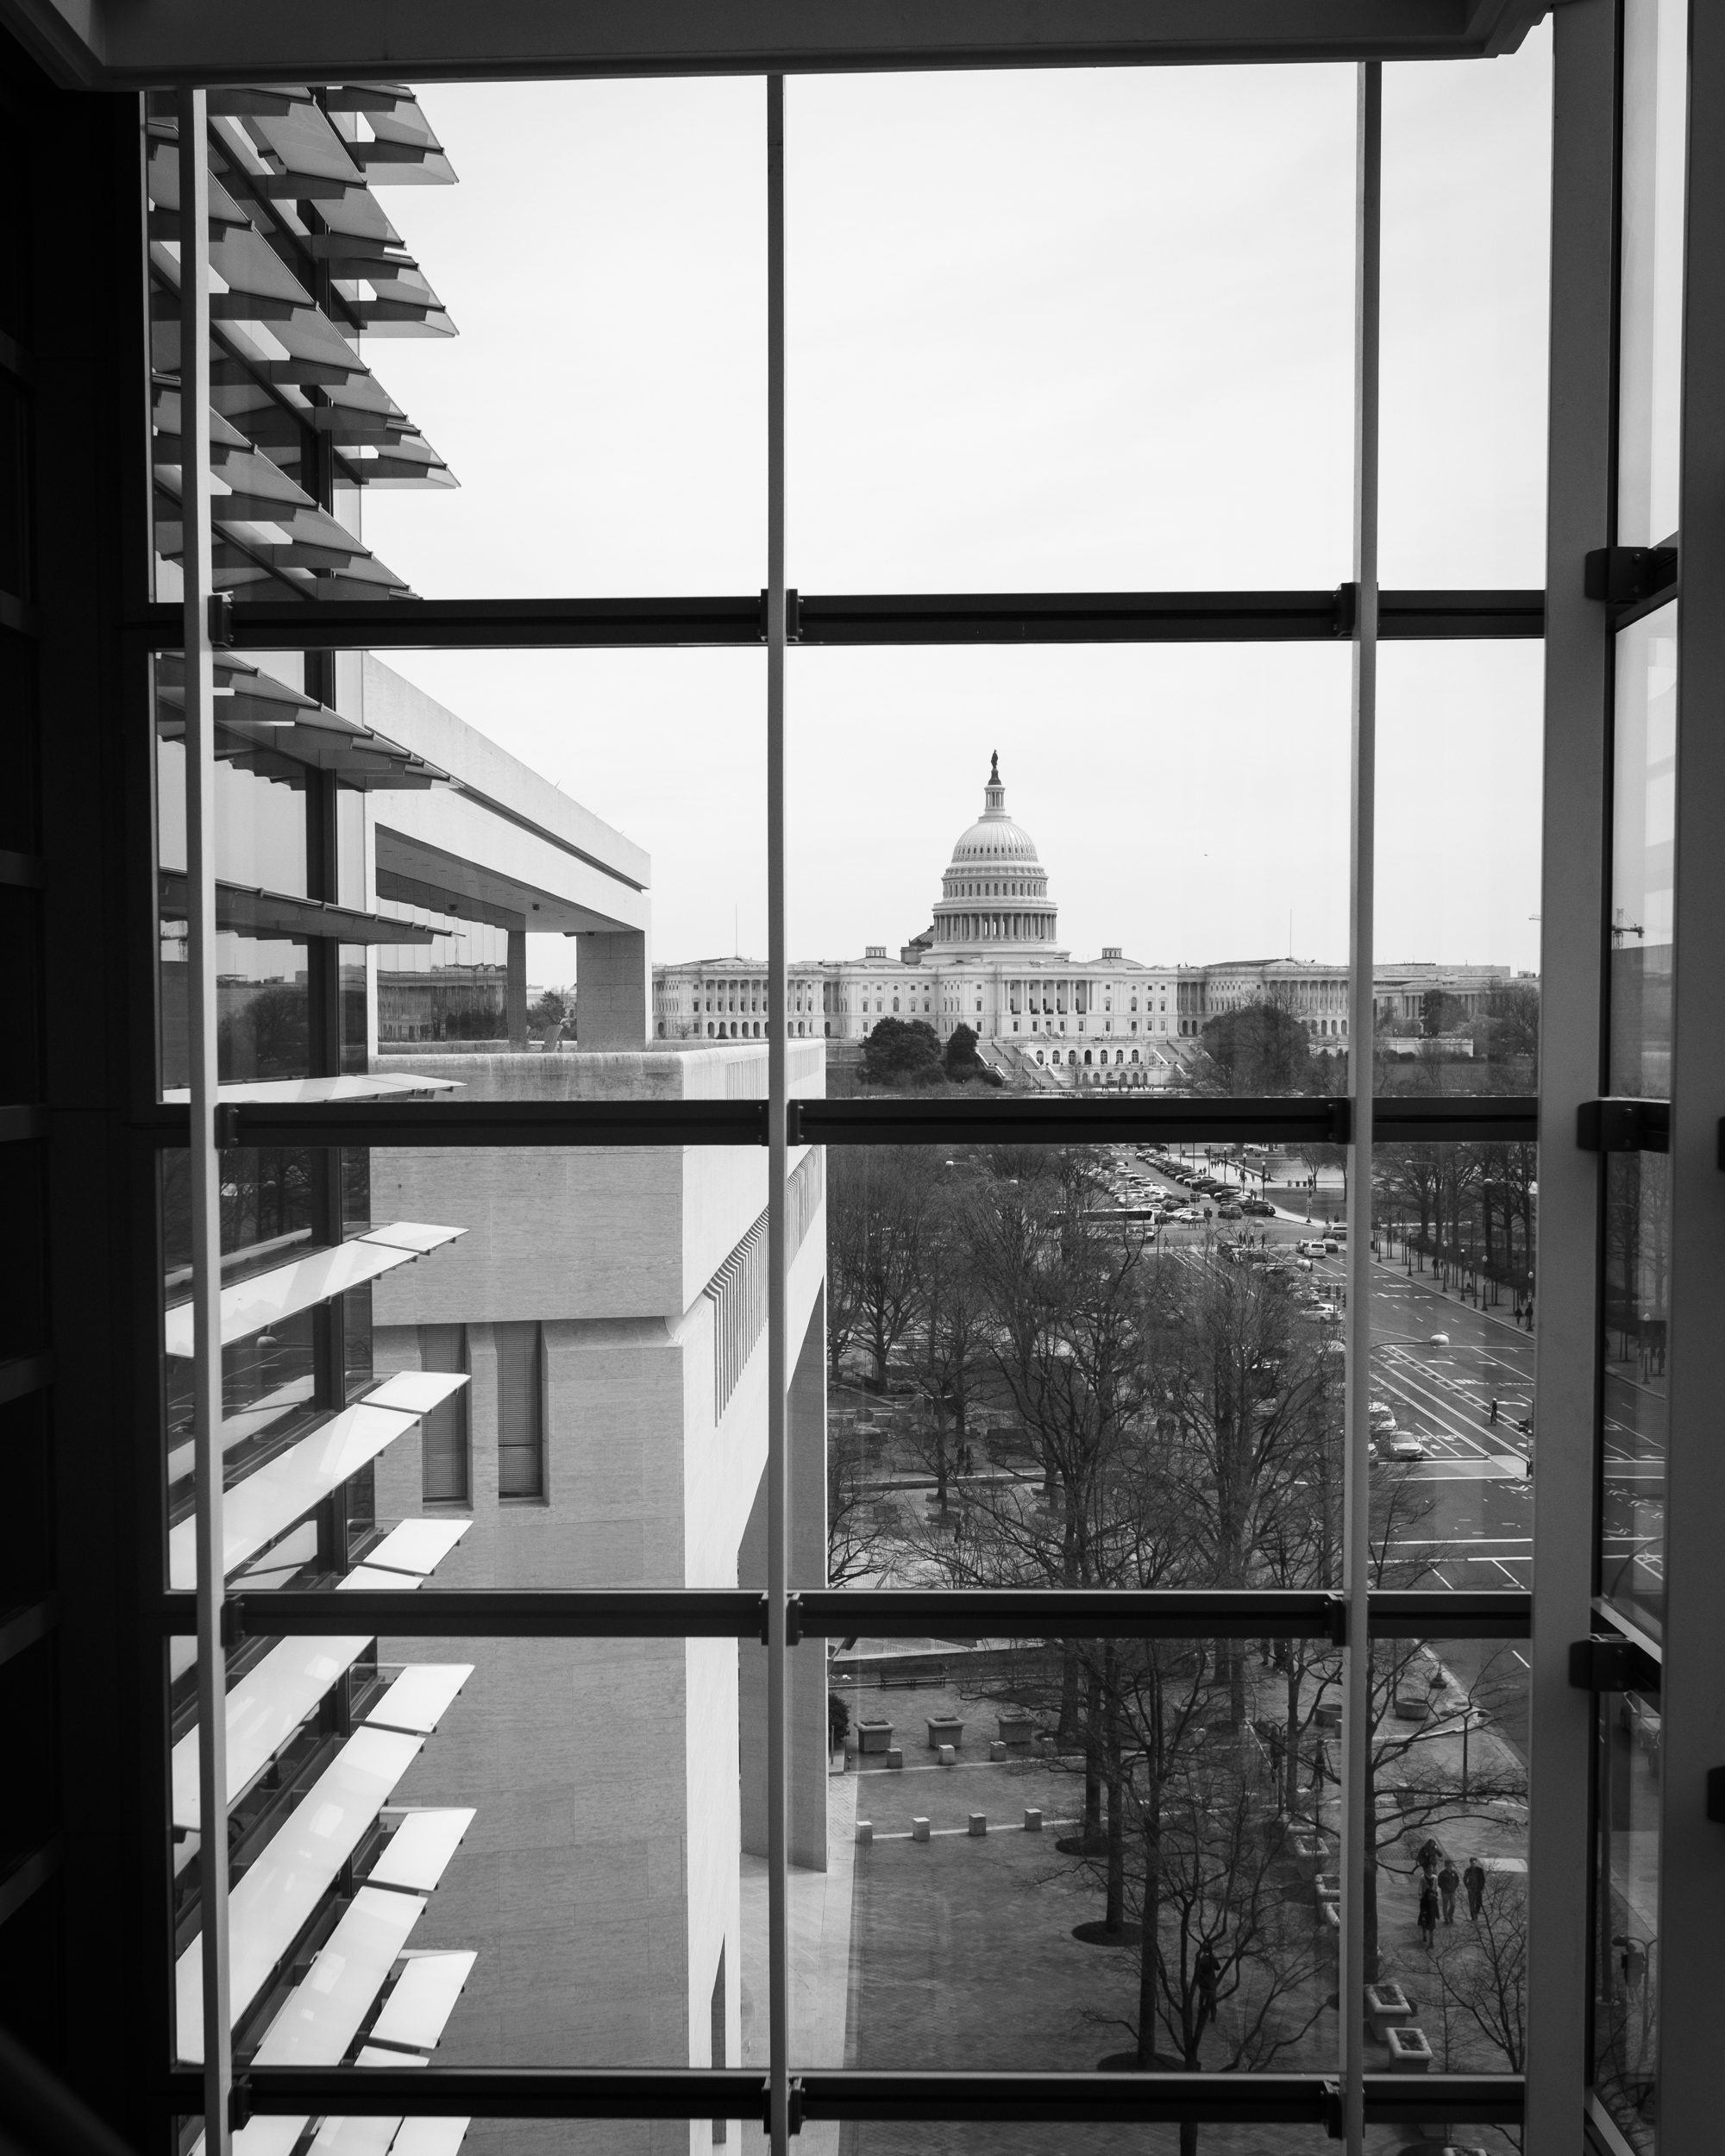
[652,755,1515,1087]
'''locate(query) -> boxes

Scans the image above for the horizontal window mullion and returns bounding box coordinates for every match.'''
[134,588,1546,655]
[159,2067,1524,2127]
[800,2071,1525,2127]
[152,1585,1529,1641]
[135,1095,1537,1150]
[801,1587,1344,1639]
[140,1100,772,1150]
[154,1589,768,1640]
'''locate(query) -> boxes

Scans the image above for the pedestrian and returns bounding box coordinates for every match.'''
[1463,1857,1486,1921]
[1416,1837,1442,1874]
[1195,1944,1220,2028]
[1438,1858,1460,1924]
[1488,1398,1500,1426]
[1418,1880,1439,1949]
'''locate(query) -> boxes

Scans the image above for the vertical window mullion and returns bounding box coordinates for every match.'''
[763,67,792,2156]
[177,81,235,2156]
[1339,60,1383,2156]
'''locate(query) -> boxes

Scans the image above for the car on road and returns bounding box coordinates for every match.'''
[1216,1203,1244,1219]
[1323,1237,1340,1253]
[1297,1238,1328,1257]
[1169,1206,1202,1224]
[1292,1257,1314,1271]
[1369,1401,1398,1435]
[1238,1197,1271,1216]
[1428,1332,1451,1346]
[1375,1432,1432,1462]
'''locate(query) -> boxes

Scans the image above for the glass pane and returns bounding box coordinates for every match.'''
[1609,605,1677,1099]
[355,81,764,599]
[787,70,1356,592]
[1377,643,1543,1094]
[1370,1138,1538,1539]
[785,645,1352,1095]
[819,1633,1339,2073]
[160,1136,816,1591]
[149,84,763,607]
[1601,1153,1668,1639]
[1592,1685,1660,2155]
[157,645,755,1097]
[825,1146,1345,1596]
[1366,1637,1529,2078]
[170,1637,764,2073]
[1618,0,1689,548]
[1379,27,1552,587]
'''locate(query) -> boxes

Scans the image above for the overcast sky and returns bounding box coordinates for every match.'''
[356,37,1552,985]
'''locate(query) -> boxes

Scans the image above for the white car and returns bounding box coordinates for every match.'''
[1377,1432,1432,1461]
[1369,1401,1397,1434]
[1292,1257,1314,1272]
[1428,1332,1451,1347]
[1298,1239,1328,1257]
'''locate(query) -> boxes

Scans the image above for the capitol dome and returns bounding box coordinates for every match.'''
[931,754,1058,951]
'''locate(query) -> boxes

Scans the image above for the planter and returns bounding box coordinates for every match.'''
[1289,1835,1325,1881]
[1393,1693,1429,1721]
[1364,1983,1414,2044]
[998,1713,1036,1745]
[926,1715,965,1748]
[856,1720,894,1755]
[1385,2025,1433,2073]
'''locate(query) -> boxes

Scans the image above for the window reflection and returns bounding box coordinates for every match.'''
[1618,0,1688,548]
[1609,605,1677,1100]
[1600,1155,1668,1639]
[1594,1688,1660,2154]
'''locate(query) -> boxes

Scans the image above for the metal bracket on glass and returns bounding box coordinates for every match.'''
[1705,1770,1725,1823]
[1575,1098,1669,1153]
[208,592,235,648]
[1334,583,1358,637]
[759,586,800,642]
[1583,545,1678,605]
[1568,1635,1661,1694]
[213,1103,241,1150]
[768,1594,804,1648]
[229,2080,252,2131]
[1320,2079,1344,2139]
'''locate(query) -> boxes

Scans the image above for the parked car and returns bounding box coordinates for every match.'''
[1217,1203,1244,1219]
[1428,1332,1451,1346]
[1241,1197,1275,1217]
[1297,1238,1328,1257]
[1323,1237,1340,1253]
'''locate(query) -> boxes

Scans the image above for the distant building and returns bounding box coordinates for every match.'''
[652,756,1531,1086]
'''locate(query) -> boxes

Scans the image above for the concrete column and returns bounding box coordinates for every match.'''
[505,928,528,1049]
[740,1286,828,1869]
[574,927,649,1049]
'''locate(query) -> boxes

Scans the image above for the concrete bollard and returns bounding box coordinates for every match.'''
[886,1747,903,1769]
[856,1821,873,1846]
[969,1814,987,1837]
[988,1741,1007,1762]
[912,1817,931,1842]
[1024,1808,1043,1832]
[938,1745,957,1767]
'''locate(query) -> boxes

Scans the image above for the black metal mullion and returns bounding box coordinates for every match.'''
[159,2066,1524,2127]
[133,587,1546,654]
[152,1585,1529,1641]
[135,1094,1538,1150]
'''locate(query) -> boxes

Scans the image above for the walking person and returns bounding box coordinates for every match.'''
[1438,1858,1460,1925]
[1418,1877,1440,1950]
[1488,1398,1500,1426]
[1463,1857,1486,1921]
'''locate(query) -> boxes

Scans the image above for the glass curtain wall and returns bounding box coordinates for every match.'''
[1589,2,1686,2146]
[153,56,1540,2156]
